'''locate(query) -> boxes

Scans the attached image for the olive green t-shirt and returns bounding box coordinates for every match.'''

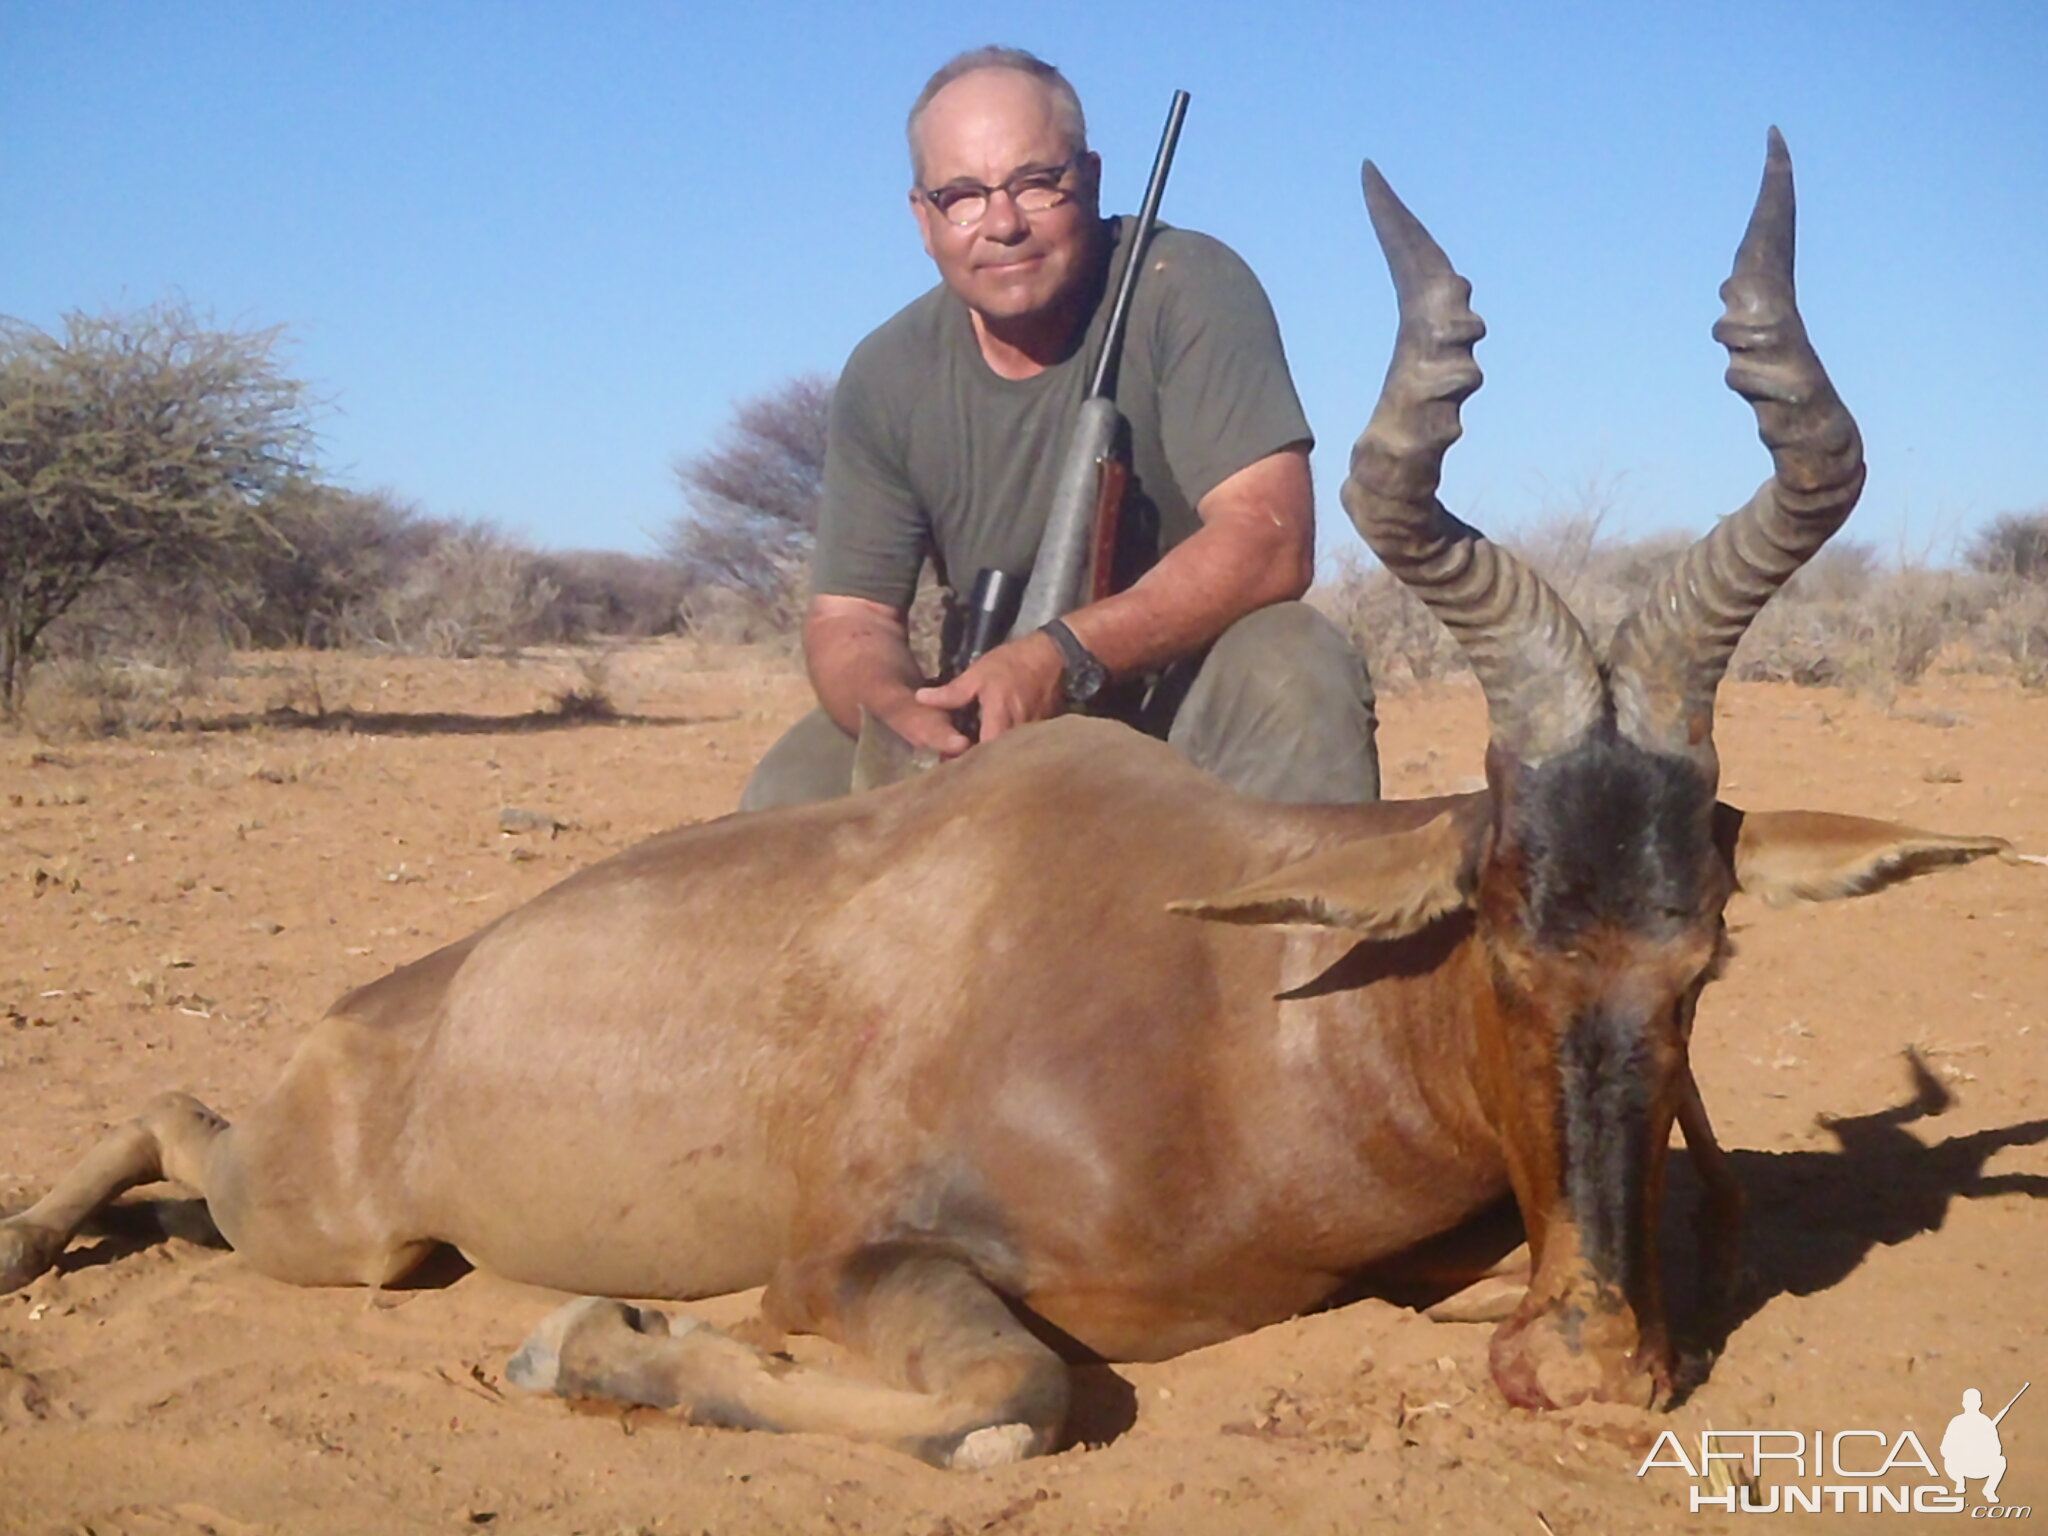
[812,219,1313,610]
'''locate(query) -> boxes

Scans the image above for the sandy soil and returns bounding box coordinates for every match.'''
[1,641,2042,1535]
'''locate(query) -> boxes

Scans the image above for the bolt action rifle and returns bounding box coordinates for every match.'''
[945,91,1192,731]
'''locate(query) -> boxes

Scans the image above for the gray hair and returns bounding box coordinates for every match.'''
[906,46,1088,184]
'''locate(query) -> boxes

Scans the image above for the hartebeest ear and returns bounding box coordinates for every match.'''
[852,708,939,793]
[1169,807,1481,939]
[1715,805,2032,907]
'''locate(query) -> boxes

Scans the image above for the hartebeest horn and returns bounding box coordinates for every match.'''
[1606,129,1866,772]
[1344,163,1605,767]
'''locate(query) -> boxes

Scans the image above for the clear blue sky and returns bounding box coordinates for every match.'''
[6,1,2044,564]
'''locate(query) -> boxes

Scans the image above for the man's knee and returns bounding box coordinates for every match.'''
[739,709,858,812]
[1169,602,1380,804]
[1206,602,1376,704]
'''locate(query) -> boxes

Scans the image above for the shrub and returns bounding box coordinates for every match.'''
[1312,549,1464,687]
[1320,504,2048,700]
[349,521,559,657]
[667,374,833,632]
[221,482,440,649]
[1966,509,2048,583]
[532,550,693,641]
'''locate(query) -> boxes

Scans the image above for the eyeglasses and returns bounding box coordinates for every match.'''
[921,157,1082,228]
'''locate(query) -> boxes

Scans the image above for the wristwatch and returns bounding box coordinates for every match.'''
[1040,619,1108,705]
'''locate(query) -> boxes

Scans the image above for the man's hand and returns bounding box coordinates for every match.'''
[915,628,1065,743]
[875,694,975,759]
[804,594,972,757]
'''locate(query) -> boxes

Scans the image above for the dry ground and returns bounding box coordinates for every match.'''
[1,641,2043,1535]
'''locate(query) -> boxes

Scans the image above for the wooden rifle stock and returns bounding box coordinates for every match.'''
[1012,397,1123,634]
[1087,455,1131,605]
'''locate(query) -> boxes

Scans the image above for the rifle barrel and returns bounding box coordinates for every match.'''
[1086,89,1191,401]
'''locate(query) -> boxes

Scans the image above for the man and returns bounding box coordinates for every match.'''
[740,46,1378,810]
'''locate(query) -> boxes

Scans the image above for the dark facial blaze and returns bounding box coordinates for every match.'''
[1520,731,1725,1276]
[1557,1002,1656,1294]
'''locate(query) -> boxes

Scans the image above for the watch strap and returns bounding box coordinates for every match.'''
[1040,619,1107,703]
[1040,617,1085,667]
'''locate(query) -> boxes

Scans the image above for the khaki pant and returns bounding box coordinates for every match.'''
[740,602,1379,812]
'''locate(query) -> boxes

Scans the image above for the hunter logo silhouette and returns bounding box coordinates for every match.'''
[1943,1382,2027,1504]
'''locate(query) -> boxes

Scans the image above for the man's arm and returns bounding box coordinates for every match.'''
[914,443,1314,739]
[805,594,972,757]
[803,306,975,756]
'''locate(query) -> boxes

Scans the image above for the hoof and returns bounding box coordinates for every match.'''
[0,1219,64,1294]
[947,1422,1040,1471]
[506,1297,680,1395]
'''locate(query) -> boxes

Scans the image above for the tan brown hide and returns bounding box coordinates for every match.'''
[1,131,2033,1468]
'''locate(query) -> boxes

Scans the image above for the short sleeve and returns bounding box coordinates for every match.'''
[1147,232,1313,509]
[810,333,929,612]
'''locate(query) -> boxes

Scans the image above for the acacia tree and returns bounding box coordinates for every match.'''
[0,302,316,715]
[1967,508,2048,583]
[665,373,834,617]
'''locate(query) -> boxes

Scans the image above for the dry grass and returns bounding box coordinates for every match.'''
[17,500,708,721]
[16,498,2047,738]
[1317,513,2048,703]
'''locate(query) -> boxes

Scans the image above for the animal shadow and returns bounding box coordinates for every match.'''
[32,1197,230,1279]
[1010,1308,1143,1448]
[25,1200,478,1291]
[1665,1049,2048,1360]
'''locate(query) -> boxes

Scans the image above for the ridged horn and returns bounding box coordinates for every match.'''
[1606,129,1866,771]
[1342,163,1606,767]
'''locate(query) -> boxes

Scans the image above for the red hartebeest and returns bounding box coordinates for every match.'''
[0,133,2029,1467]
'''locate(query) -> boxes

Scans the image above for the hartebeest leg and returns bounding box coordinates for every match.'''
[2,1081,435,1294]
[1673,1062,1744,1318]
[1426,1068,1741,1332]
[507,1248,1069,1469]
[1425,1243,1533,1323]
[0,1092,229,1291]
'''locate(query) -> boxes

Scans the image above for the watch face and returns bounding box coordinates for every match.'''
[1064,653,1108,704]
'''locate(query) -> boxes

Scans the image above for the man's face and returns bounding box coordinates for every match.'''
[909,68,1101,331]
